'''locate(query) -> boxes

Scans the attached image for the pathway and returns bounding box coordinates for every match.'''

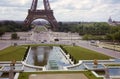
[77,40,120,59]
[29,73,88,79]
[0,41,11,50]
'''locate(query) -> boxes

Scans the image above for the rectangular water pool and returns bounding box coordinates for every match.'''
[109,68,120,76]
[85,63,105,70]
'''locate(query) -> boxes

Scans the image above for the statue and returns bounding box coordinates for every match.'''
[93,59,98,68]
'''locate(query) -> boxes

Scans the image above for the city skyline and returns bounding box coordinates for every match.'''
[0,0,120,22]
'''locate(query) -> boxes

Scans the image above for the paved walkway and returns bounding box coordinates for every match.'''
[0,41,10,50]
[29,73,88,79]
[77,40,120,59]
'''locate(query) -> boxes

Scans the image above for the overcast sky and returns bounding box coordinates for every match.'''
[0,0,120,22]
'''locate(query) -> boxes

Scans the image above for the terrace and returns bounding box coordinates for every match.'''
[0,44,120,79]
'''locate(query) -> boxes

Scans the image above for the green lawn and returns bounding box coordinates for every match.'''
[0,46,27,61]
[18,71,103,79]
[63,46,112,62]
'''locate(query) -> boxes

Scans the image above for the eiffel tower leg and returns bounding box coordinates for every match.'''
[24,0,59,31]
[47,14,59,31]
[24,15,33,27]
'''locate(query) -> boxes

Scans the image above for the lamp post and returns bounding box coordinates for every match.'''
[71,32,72,45]
[68,32,74,45]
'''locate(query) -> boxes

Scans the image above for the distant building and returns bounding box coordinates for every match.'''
[108,17,120,26]
[108,17,113,24]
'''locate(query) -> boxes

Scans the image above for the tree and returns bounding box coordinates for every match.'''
[54,39,59,41]
[59,22,63,26]
[11,33,19,40]
[0,29,5,36]
[0,27,6,36]
[82,34,92,40]
[105,31,120,43]
[114,31,120,41]
[105,34,113,40]
[0,21,32,32]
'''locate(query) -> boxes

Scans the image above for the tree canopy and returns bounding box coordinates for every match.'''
[0,21,32,36]
[58,22,120,41]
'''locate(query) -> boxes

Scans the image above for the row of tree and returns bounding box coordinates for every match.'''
[106,31,120,41]
[0,21,32,36]
[82,31,120,42]
[58,22,120,41]
[58,22,120,35]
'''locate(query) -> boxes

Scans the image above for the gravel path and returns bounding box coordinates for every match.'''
[29,73,88,79]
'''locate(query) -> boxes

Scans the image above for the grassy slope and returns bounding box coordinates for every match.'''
[0,46,27,61]
[63,46,112,61]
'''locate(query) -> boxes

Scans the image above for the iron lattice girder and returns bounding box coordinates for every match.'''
[28,9,53,15]
[31,0,38,11]
[31,0,51,10]
[44,0,51,10]
[24,0,59,30]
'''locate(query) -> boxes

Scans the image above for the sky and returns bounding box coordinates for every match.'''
[0,0,120,22]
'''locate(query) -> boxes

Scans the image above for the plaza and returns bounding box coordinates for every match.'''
[0,35,120,79]
[0,25,120,79]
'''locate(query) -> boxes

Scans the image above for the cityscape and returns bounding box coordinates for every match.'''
[0,0,120,79]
